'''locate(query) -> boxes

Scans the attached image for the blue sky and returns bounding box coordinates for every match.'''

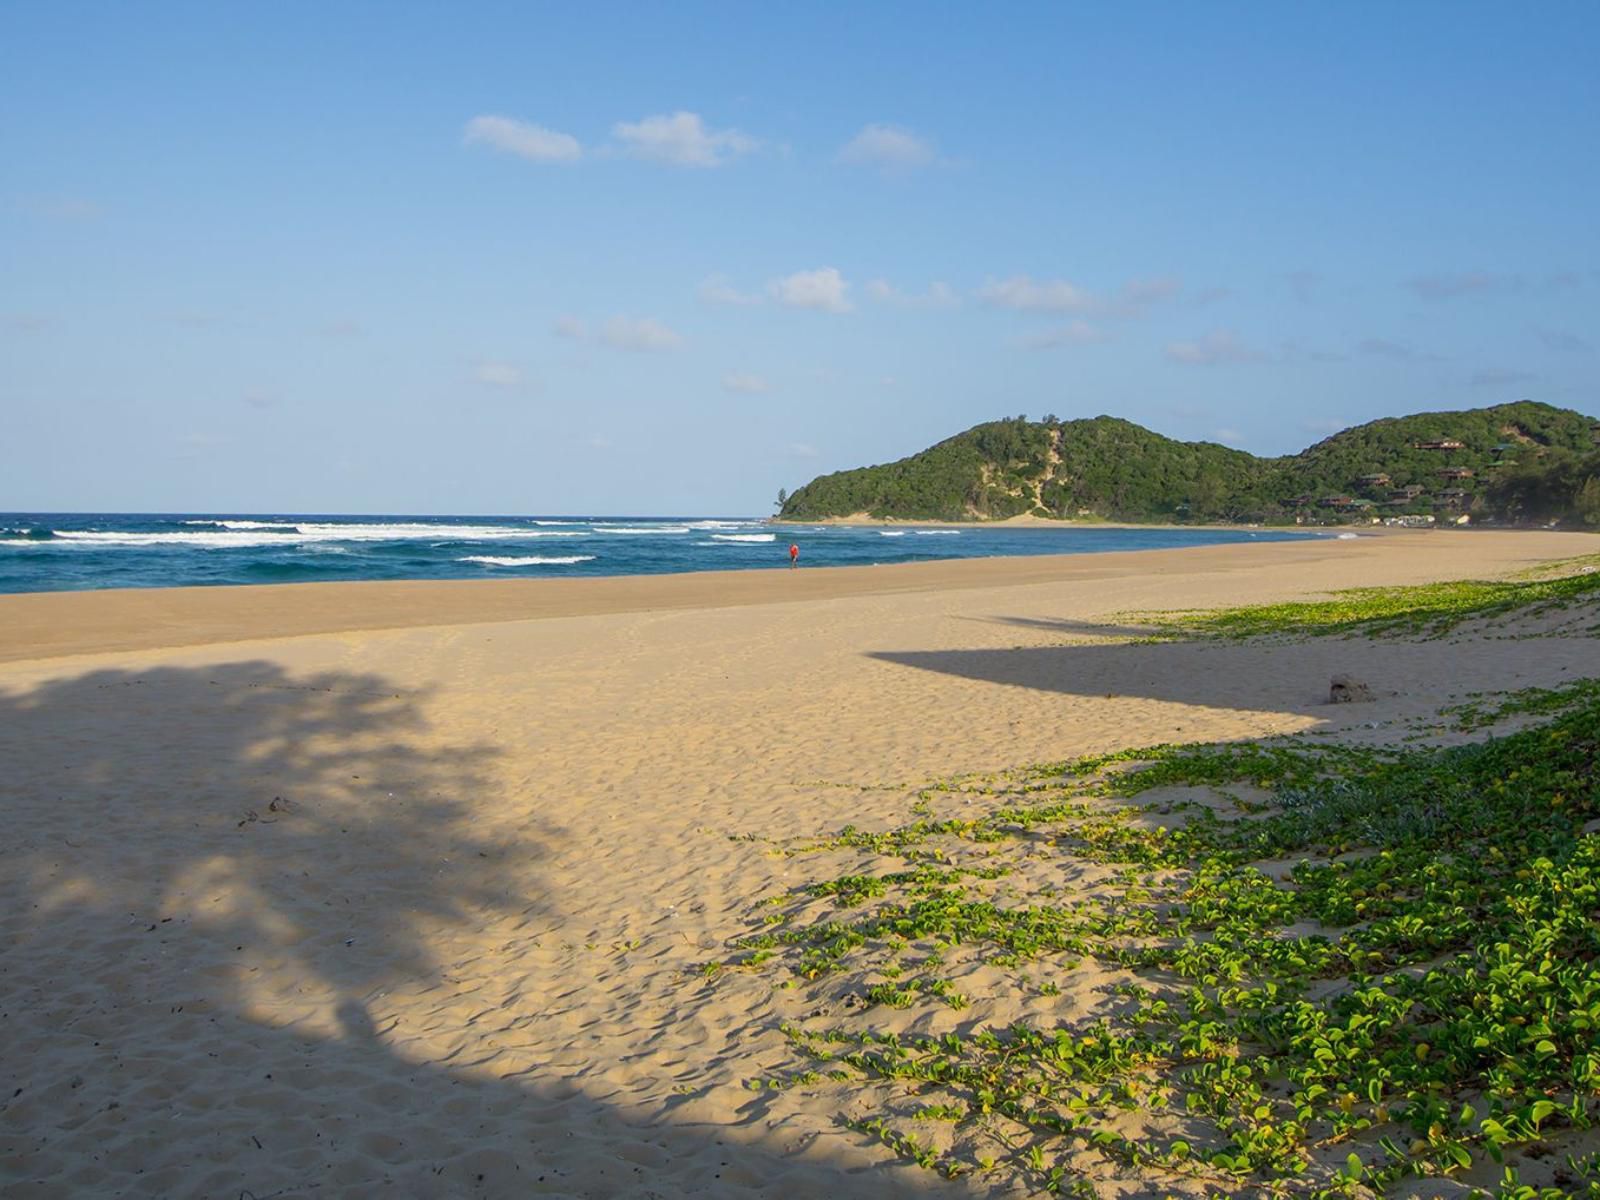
[3,1,1596,515]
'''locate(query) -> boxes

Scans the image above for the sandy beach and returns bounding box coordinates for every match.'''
[2,529,1595,1199]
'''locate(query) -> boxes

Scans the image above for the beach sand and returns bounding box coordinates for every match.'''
[1,530,1595,1198]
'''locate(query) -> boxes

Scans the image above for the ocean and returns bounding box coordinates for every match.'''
[0,513,1318,594]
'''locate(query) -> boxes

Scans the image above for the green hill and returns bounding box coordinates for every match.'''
[777,402,1600,527]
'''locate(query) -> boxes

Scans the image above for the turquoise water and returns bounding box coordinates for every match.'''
[0,513,1318,594]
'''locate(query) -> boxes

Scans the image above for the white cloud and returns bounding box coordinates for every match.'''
[1212,428,1245,445]
[1165,330,1264,365]
[611,111,756,167]
[866,279,959,309]
[722,372,771,395]
[1018,320,1110,350]
[600,316,683,352]
[463,114,582,163]
[553,315,589,340]
[837,123,937,171]
[788,442,819,458]
[978,274,1181,317]
[698,275,763,306]
[978,275,1097,313]
[473,361,524,388]
[769,267,852,313]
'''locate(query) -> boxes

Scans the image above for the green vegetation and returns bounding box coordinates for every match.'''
[777,401,1600,526]
[1136,567,1600,641]
[708,572,1600,1195]
[716,693,1600,1196]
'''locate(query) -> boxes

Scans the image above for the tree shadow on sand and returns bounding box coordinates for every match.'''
[0,660,952,1199]
[866,618,1546,728]
[958,613,1167,640]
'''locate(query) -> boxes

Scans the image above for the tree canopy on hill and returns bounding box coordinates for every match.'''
[777,402,1600,527]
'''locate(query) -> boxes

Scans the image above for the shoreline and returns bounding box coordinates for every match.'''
[2,529,1592,665]
[774,511,1294,530]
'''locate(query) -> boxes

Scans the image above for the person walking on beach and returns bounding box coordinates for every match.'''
[788,542,799,568]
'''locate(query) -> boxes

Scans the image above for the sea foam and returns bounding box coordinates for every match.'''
[50,523,587,548]
[459,555,597,566]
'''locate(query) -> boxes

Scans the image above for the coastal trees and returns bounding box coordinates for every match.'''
[778,402,1600,526]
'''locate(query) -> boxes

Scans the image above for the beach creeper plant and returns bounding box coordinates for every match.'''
[712,687,1600,1197]
[1134,565,1600,641]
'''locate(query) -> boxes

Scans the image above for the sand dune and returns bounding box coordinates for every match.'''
[1,530,1594,1197]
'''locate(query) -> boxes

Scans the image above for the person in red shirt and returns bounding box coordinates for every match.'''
[788,543,799,568]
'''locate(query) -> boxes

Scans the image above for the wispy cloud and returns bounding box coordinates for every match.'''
[1285,270,1320,303]
[3,312,57,333]
[698,275,763,306]
[769,267,852,313]
[612,111,756,167]
[168,311,220,329]
[600,316,683,352]
[177,431,230,453]
[1358,337,1423,361]
[553,314,682,351]
[837,123,937,171]
[788,442,819,458]
[978,274,1179,318]
[13,194,101,220]
[1468,366,1537,389]
[463,114,582,163]
[1018,320,1110,350]
[1407,270,1586,300]
[1405,271,1518,301]
[1117,277,1182,311]
[722,372,771,395]
[865,279,959,309]
[1279,339,1346,363]
[473,361,524,388]
[1165,330,1264,365]
[1212,428,1245,445]
[1537,328,1592,353]
[978,275,1096,313]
